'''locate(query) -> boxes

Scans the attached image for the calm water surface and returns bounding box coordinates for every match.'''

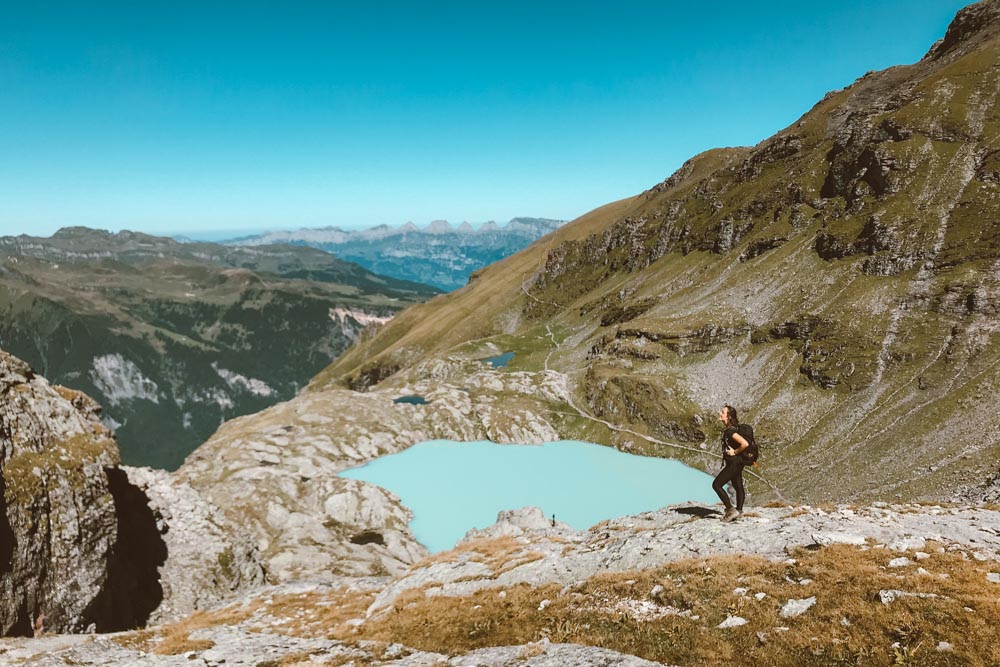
[340,439,718,552]
[483,351,515,368]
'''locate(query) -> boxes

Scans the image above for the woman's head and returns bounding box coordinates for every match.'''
[718,405,739,426]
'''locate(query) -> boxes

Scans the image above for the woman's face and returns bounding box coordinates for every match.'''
[718,407,728,424]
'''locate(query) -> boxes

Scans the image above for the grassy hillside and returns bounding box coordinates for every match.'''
[309,1,1000,503]
[0,229,438,469]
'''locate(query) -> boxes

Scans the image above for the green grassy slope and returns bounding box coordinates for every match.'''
[309,1,1000,503]
[0,231,439,469]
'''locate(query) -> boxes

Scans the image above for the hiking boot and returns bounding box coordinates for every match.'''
[722,508,740,522]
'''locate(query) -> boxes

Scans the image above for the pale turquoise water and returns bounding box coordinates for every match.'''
[339,439,719,553]
[483,351,515,368]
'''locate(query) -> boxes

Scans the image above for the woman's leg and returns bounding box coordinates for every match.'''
[712,460,740,509]
[731,463,746,511]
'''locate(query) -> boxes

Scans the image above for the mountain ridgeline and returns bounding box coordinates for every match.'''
[0,227,439,469]
[317,0,1000,503]
[227,218,565,291]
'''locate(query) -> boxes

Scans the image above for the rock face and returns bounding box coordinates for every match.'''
[0,350,159,635]
[120,466,266,624]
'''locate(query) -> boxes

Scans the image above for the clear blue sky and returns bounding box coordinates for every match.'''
[0,0,970,237]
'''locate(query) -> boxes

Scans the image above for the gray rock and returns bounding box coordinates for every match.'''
[717,615,749,628]
[0,350,121,634]
[812,532,867,546]
[780,597,816,618]
[878,589,941,604]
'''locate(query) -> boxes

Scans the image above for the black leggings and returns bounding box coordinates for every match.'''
[713,458,746,511]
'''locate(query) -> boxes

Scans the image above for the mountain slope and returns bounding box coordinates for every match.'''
[310,0,1000,503]
[0,228,439,469]
[228,218,565,291]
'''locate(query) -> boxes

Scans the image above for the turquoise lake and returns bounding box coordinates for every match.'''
[339,439,719,553]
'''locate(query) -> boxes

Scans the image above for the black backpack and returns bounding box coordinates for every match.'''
[737,424,760,465]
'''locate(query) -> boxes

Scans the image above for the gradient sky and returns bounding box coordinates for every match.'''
[0,0,971,237]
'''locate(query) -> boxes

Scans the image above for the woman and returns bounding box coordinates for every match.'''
[713,404,750,522]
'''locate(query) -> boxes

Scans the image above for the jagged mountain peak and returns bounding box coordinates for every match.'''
[926,0,1000,60]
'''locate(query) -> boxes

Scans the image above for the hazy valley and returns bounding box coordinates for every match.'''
[228,217,565,291]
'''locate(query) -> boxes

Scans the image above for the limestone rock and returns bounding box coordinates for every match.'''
[120,466,266,623]
[780,596,816,618]
[1,350,118,634]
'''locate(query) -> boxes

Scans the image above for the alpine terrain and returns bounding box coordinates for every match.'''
[3,2,1000,666]
[0,227,438,469]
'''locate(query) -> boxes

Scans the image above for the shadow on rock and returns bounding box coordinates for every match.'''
[672,506,722,519]
[0,475,13,575]
[84,468,167,631]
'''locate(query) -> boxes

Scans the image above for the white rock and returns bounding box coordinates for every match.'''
[780,596,816,618]
[538,599,551,611]
[987,572,1000,584]
[888,557,911,568]
[754,592,767,601]
[936,641,954,652]
[733,587,749,596]
[650,584,665,599]
[812,532,867,546]
[717,615,748,628]
[915,552,930,560]
[888,537,925,551]
[878,589,940,604]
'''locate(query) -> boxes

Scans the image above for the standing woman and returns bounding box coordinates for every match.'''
[713,405,750,522]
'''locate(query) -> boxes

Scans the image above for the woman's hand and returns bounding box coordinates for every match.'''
[725,447,736,456]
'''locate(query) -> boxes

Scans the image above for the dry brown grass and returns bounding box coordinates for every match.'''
[109,629,155,651]
[249,588,377,638]
[781,508,812,518]
[412,536,539,576]
[130,602,260,655]
[347,545,1000,666]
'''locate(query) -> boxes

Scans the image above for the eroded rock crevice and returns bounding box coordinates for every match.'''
[82,467,167,632]
[0,475,12,576]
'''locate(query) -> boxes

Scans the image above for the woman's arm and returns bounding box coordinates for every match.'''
[725,432,750,456]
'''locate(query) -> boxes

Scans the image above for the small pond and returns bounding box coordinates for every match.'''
[393,395,428,405]
[339,439,718,552]
[482,351,515,368]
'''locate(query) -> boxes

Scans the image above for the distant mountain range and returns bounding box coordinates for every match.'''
[0,227,438,469]
[225,218,565,291]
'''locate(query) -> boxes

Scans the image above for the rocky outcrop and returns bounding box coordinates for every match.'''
[0,350,165,635]
[0,633,668,666]
[365,502,1000,616]
[120,467,266,624]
